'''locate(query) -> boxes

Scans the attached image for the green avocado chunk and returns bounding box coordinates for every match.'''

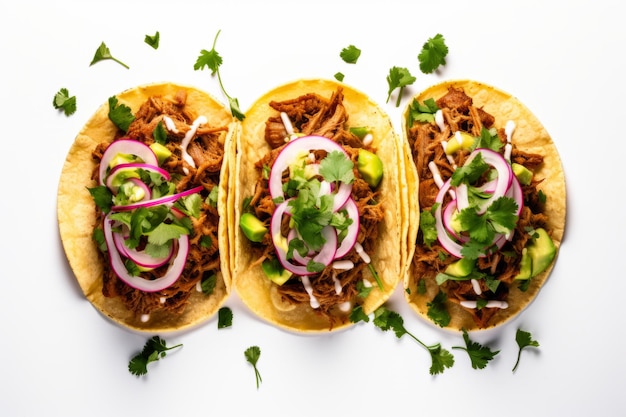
[514,248,532,280]
[150,142,172,165]
[512,163,533,185]
[515,228,557,279]
[240,212,267,243]
[444,257,476,277]
[357,148,383,188]
[261,258,292,285]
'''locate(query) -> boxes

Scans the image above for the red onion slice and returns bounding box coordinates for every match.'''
[111,186,203,211]
[103,214,188,292]
[334,197,360,258]
[105,162,171,193]
[99,139,158,185]
[111,227,174,269]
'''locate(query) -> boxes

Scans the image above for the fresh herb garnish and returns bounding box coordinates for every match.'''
[386,66,416,107]
[87,185,113,214]
[407,97,439,126]
[419,204,439,246]
[512,329,540,372]
[340,45,361,64]
[244,346,263,388]
[417,33,448,74]
[144,31,160,49]
[349,304,370,323]
[426,290,451,328]
[90,41,129,69]
[452,329,500,369]
[53,88,76,116]
[194,30,245,121]
[334,72,345,82]
[372,306,454,375]
[319,150,355,184]
[201,273,217,295]
[217,306,233,328]
[107,95,135,132]
[128,336,182,376]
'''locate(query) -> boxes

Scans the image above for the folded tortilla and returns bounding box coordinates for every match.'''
[234,79,404,332]
[57,82,236,333]
[402,80,566,331]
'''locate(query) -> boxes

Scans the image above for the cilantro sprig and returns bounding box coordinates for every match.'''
[407,97,439,127]
[452,329,500,369]
[53,88,76,116]
[372,306,454,375]
[418,33,448,74]
[90,41,129,69]
[512,329,540,372]
[128,336,182,376]
[386,66,416,107]
[244,346,263,388]
[194,30,245,121]
[340,45,361,64]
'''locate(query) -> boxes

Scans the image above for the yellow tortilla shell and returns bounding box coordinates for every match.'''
[402,79,566,331]
[57,82,236,333]
[234,79,404,332]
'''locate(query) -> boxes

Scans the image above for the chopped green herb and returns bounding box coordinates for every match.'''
[153,121,168,145]
[87,185,113,214]
[386,66,416,107]
[244,346,262,389]
[194,30,245,121]
[349,305,370,324]
[217,306,233,329]
[128,336,182,376]
[107,95,135,133]
[420,204,438,246]
[53,88,77,116]
[340,44,361,64]
[407,97,439,127]
[90,41,129,69]
[417,33,448,74]
[373,306,454,375]
[426,290,451,328]
[144,31,160,49]
[201,273,217,295]
[319,151,354,184]
[452,329,500,369]
[334,72,345,82]
[512,329,539,372]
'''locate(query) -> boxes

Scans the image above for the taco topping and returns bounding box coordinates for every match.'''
[90,91,228,322]
[407,86,556,328]
[240,87,385,324]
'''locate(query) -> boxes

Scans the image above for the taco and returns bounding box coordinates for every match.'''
[403,80,566,331]
[57,82,237,333]
[233,79,404,332]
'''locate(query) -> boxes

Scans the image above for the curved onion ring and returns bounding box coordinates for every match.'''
[106,162,171,193]
[111,186,203,211]
[334,197,360,258]
[103,214,188,292]
[99,139,158,185]
[112,228,174,269]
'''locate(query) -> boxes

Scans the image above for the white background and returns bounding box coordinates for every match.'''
[2,1,624,416]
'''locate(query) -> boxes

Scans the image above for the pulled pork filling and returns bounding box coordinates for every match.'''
[246,88,384,324]
[91,91,228,319]
[408,87,549,328]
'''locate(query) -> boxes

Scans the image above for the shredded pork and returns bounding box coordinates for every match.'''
[91,91,228,319]
[408,86,549,327]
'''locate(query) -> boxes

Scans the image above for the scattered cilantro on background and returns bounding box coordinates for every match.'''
[244,346,262,388]
[452,329,500,369]
[386,66,416,107]
[372,306,454,375]
[194,30,245,121]
[334,72,345,82]
[90,41,129,69]
[145,31,160,49]
[418,33,448,74]
[53,88,76,116]
[512,329,540,372]
[340,45,361,64]
[107,95,135,132]
[218,307,233,329]
[128,336,182,376]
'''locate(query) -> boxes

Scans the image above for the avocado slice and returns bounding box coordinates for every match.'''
[150,142,172,165]
[512,163,533,185]
[445,132,475,154]
[261,258,292,285]
[240,213,267,243]
[527,228,557,277]
[357,148,383,187]
[444,257,476,277]
[514,248,532,280]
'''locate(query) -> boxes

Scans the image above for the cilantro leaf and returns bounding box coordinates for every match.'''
[87,185,113,214]
[218,306,233,329]
[427,290,451,328]
[194,30,245,121]
[53,88,77,116]
[128,336,182,376]
[420,204,438,246]
[512,329,540,372]
[474,127,503,152]
[340,45,361,64]
[417,33,448,74]
[349,305,370,323]
[452,329,500,369]
[144,31,160,49]
[90,41,129,69]
[334,72,345,82]
[201,273,217,295]
[407,97,439,127]
[319,151,354,184]
[372,306,454,375]
[386,66,416,107]
[244,346,263,389]
[107,96,135,132]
